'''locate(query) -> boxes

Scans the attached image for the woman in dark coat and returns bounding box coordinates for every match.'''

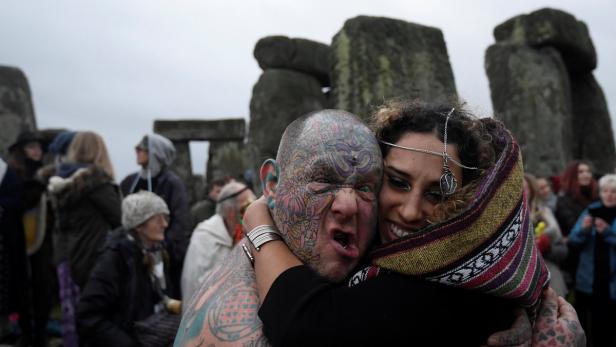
[77,191,180,347]
[48,131,121,347]
[556,160,599,294]
[5,131,48,346]
[0,159,27,333]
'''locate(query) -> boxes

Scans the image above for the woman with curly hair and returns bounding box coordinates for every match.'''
[237,100,579,346]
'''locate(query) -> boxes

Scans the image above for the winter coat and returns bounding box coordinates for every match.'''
[120,134,189,299]
[0,163,28,314]
[48,164,121,288]
[555,193,590,236]
[568,201,616,300]
[76,228,172,347]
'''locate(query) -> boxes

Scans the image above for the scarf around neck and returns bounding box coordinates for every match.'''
[367,119,549,308]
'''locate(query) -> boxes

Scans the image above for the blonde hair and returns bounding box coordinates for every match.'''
[67,131,115,179]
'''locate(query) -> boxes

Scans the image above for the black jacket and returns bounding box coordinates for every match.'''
[76,229,171,347]
[260,266,516,347]
[120,168,188,299]
[49,164,121,287]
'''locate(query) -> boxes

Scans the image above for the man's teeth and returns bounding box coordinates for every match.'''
[390,224,413,238]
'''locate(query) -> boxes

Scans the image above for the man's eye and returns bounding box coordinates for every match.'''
[387,175,410,192]
[357,184,373,193]
[308,182,333,194]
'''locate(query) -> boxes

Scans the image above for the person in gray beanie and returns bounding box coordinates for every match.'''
[120,134,190,299]
[76,191,181,347]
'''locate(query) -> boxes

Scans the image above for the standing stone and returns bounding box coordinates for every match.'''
[486,44,572,176]
[570,73,616,174]
[488,8,615,175]
[247,68,328,179]
[254,36,331,86]
[0,66,37,159]
[493,8,596,72]
[330,16,457,121]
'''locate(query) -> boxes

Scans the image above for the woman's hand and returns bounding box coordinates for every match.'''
[581,215,592,230]
[594,218,609,234]
[243,196,275,233]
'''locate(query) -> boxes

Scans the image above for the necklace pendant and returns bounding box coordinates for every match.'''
[440,165,457,196]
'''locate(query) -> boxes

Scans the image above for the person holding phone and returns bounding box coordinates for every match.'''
[569,173,616,347]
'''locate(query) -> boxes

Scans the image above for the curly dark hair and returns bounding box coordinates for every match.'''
[370,99,498,223]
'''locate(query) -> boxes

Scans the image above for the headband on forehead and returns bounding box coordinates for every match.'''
[379,108,479,197]
[217,186,249,203]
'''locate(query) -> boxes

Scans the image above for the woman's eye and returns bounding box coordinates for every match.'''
[424,190,443,204]
[387,175,410,192]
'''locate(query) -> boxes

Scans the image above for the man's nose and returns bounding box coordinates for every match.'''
[331,187,359,218]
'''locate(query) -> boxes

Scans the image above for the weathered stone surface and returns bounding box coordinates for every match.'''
[247,68,328,188]
[486,43,573,176]
[153,119,245,142]
[254,36,331,86]
[570,73,616,174]
[330,15,457,122]
[207,142,249,183]
[0,66,37,159]
[494,8,596,72]
[153,118,246,205]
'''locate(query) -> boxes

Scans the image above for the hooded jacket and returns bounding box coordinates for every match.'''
[120,134,188,299]
[48,164,122,287]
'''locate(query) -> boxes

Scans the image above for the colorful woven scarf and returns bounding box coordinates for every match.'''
[368,119,550,308]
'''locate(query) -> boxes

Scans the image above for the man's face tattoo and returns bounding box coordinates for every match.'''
[272,114,383,282]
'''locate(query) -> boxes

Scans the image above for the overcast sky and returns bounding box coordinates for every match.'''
[1,0,614,180]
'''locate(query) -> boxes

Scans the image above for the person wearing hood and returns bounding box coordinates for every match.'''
[0,157,28,344]
[77,191,181,347]
[5,130,49,346]
[120,134,189,300]
[48,131,121,347]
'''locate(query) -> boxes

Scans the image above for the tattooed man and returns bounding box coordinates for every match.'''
[174,110,585,347]
[174,110,381,346]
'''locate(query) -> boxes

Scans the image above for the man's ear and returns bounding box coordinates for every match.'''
[260,159,279,205]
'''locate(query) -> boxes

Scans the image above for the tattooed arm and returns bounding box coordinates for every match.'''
[174,245,270,347]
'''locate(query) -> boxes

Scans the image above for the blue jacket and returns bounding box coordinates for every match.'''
[568,201,616,300]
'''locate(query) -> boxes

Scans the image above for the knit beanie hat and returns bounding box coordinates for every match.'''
[122,191,170,230]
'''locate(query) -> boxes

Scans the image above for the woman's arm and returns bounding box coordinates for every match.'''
[567,210,592,246]
[242,198,301,303]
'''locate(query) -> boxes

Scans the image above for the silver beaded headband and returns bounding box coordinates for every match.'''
[379,108,479,196]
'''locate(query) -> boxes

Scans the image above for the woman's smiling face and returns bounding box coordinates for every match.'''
[378,131,463,243]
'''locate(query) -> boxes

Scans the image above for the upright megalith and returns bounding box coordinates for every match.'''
[570,73,616,174]
[486,44,572,175]
[248,37,330,188]
[0,66,37,158]
[486,8,615,175]
[330,16,457,121]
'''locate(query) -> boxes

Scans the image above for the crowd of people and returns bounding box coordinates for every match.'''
[0,98,606,346]
[0,129,253,347]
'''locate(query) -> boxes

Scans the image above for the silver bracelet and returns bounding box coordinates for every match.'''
[247,224,282,251]
[241,243,254,265]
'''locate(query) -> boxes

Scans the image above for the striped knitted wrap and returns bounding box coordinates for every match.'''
[369,119,550,308]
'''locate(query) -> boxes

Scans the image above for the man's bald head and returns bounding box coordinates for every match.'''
[261,109,383,282]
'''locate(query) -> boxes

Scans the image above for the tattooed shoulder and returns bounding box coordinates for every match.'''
[174,245,270,347]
